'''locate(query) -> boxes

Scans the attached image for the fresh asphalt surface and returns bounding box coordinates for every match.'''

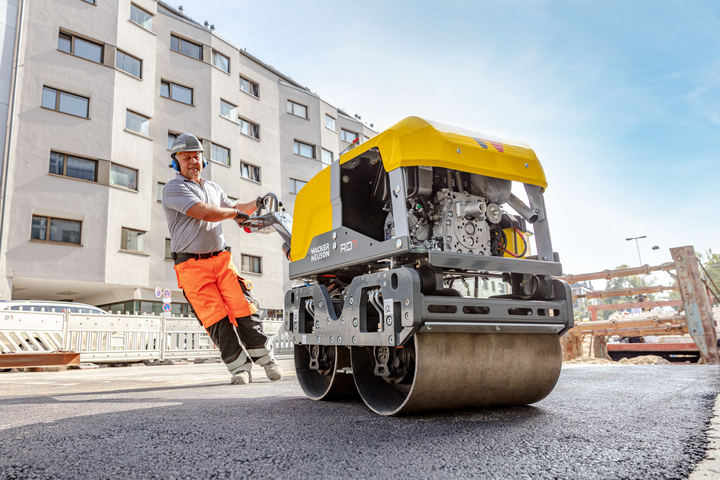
[1,359,719,479]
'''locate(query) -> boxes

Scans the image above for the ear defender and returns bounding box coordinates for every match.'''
[169,153,181,172]
[168,154,205,172]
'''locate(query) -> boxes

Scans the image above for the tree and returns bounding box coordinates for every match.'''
[598,264,656,320]
[697,249,720,304]
[661,249,720,304]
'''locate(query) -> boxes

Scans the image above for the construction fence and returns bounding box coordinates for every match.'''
[560,245,719,364]
[0,310,293,368]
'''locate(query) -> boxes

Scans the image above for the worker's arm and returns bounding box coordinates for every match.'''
[233,199,258,215]
[186,202,245,222]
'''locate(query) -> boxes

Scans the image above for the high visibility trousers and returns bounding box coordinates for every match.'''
[174,251,258,327]
[174,251,274,374]
[205,312,275,375]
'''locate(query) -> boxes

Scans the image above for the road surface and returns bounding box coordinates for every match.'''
[0,359,718,479]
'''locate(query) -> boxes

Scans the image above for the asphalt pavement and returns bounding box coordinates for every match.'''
[0,359,719,479]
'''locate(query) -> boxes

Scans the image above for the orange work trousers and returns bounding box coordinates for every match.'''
[173,251,258,328]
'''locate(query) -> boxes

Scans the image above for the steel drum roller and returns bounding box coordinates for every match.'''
[351,333,562,415]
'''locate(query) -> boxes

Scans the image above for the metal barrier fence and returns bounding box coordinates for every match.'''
[1,311,292,363]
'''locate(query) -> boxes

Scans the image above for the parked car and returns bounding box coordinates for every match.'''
[0,300,108,314]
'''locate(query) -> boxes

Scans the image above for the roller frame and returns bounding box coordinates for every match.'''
[288,227,563,280]
[283,265,574,348]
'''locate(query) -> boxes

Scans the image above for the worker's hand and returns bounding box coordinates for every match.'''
[255,196,265,211]
[234,209,250,223]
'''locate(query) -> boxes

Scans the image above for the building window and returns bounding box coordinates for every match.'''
[110,164,138,190]
[115,50,142,78]
[321,149,333,165]
[240,76,259,97]
[167,133,177,150]
[220,100,237,122]
[130,4,153,31]
[341,129,359,143]
[241,162,260,182]
[125,110,149,136]
[211,143,230,166]
[49,151,97,182]
[293,140,314,159]
[121,227,146,253]
[157,182,165,202]
[82,0,96,4]
[58,31,103,63]
[212,51,229,73]
[363,135,369,143]
[241,254,261,274]
[325,115,335,131]
[289,178,307,194]
[239,118,259,139]
[287,100,307,119]
[31,215,81,245]
[170,34,202,60]
[42,87,89,118]
[165,238,172,259]
[161,80,193,105]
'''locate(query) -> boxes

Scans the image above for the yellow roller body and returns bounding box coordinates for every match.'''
[291,166,332,263]
[351,333,562,416]
[291,116,548,264]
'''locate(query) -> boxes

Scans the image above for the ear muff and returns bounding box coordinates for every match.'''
[169,153,205,172]
[169,153,180,172]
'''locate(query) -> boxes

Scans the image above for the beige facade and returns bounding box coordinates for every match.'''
[0,0,376,317]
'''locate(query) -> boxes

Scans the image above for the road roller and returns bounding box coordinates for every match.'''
[277,117,574,415]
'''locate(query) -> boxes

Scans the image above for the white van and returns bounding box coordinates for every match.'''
[0,300,108,314]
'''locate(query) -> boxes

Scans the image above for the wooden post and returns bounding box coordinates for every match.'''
[671,246,719,364]
[561,330,580,361]
[591,336,608,359]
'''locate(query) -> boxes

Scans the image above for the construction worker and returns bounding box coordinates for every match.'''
[162,133,282,385]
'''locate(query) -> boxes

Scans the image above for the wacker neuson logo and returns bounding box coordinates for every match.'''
[310,243,330,261]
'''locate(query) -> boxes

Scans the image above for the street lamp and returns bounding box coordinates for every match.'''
[626,236,647,266]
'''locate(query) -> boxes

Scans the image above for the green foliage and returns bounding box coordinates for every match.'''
[661,249,720,303]
[698,249,720,300]
[598,264,656,320]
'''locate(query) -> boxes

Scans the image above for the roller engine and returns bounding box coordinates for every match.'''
[276,117,573,415]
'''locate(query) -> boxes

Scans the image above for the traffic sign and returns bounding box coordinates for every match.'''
[162,303,172,313]
[163,289,171,299]
[155,287,162,298]
[162,297,171,304]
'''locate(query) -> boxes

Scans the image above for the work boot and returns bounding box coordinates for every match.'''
[230,370,252,385]
[263,361,283,381]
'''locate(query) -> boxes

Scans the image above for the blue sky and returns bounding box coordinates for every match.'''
[171,0,720,278]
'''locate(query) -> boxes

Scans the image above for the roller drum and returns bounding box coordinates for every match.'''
[294,345,358,401]
[351,332,561,415]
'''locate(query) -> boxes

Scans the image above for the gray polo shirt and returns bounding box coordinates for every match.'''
[162,173,235,254]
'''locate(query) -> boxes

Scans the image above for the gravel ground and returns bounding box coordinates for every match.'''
[0,360,718,479]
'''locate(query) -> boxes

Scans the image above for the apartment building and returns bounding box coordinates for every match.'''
[0,0,376,317]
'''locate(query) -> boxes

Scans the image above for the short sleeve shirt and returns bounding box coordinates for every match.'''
[162,173,235,254]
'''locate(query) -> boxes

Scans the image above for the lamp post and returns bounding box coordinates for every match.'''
[626,236,647,266]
